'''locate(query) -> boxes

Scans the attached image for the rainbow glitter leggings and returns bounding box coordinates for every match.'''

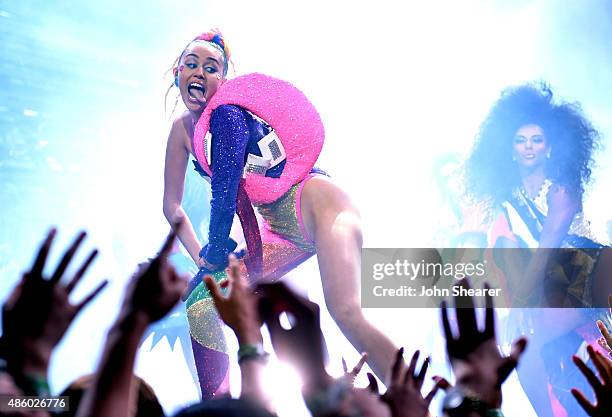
[184,174,318,398]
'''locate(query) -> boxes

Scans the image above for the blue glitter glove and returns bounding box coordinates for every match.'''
[182,238,246,301]
[198,238,239,271]
[206,105,250,266]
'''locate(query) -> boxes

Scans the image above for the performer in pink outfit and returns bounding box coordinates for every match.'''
[162,29,396,398]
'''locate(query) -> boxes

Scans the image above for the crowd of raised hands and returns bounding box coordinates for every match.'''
[1,226,611,417]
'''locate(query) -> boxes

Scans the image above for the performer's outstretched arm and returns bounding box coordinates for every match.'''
[164,114,204,265]
[202,105,249,268]
[539,184,579,248]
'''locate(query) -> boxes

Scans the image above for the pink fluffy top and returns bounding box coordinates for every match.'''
[193,73,325,204]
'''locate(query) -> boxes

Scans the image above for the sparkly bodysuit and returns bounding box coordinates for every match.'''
[185,99,323,397]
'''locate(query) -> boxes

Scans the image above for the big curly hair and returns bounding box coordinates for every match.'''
[465,83,600,204]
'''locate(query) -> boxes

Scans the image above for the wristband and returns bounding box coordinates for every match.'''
[21,373,51,397]
[237,343,269,364]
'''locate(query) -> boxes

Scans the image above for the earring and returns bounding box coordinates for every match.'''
[546,152,551,159]
[512,155,516,162]
[174,76,179,87]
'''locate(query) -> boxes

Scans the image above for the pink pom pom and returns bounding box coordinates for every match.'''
[193,73,325,204]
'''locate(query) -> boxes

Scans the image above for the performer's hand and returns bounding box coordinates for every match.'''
[2,229,107,378]
[204,255,262,345]
[571,345,612,417]
[381,348,443,417]
[197,239,240,271]
[596,295,612,358]
[441,280,527,409]
[123,224,187,323]
[258,282,331,392]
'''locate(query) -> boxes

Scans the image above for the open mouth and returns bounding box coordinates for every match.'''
[187,82,206,103]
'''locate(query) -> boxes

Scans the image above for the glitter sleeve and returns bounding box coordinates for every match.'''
[202,104,249,266]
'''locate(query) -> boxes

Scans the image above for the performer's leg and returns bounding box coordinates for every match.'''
[190,334,229,399]
[300,176,397,382]
[185,272,230,399]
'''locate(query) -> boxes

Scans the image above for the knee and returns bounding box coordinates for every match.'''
[334,212,362,243]
[315,210,363,251]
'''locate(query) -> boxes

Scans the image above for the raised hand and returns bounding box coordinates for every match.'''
[123,225,187,323]
[381,348,442,417]
[571,345,612,417]
[441,280,527,408]
[204,255,262,345]
[74,226,187,417]
[596,295,612,357]
[258,282,330,391]
[2,229,107,379]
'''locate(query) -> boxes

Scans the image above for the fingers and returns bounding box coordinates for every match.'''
[571,388,596,416]
[572,354,601,392]
[597,336,612,354]
[509,337,528,361]
[390,347,404,386]
[454,282,478,342]
[159,223,180,258]
[170,269,188,298]
[75,280,108,313]
[228,253,239,268]
[424,376,446,405]
[596,349,612,378]
[432,376,452,391]
[225,260,242,287]
[257,296,286,352]
[498,337,527,382]
[351,352,368,377]
[4,275,26,310]
[441,301,454,343]
[50,231,86,284]
[484,283,495,339]
[414,356,430,390]
[597,320,612,347]
[341,357,348,373]
[204,275,224,306]
[30,228,57,278]
[404,350,420,386]
[257,282,317,318]
[66,249,98,294]
[366,372,379,394]
[587,345,612,384]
